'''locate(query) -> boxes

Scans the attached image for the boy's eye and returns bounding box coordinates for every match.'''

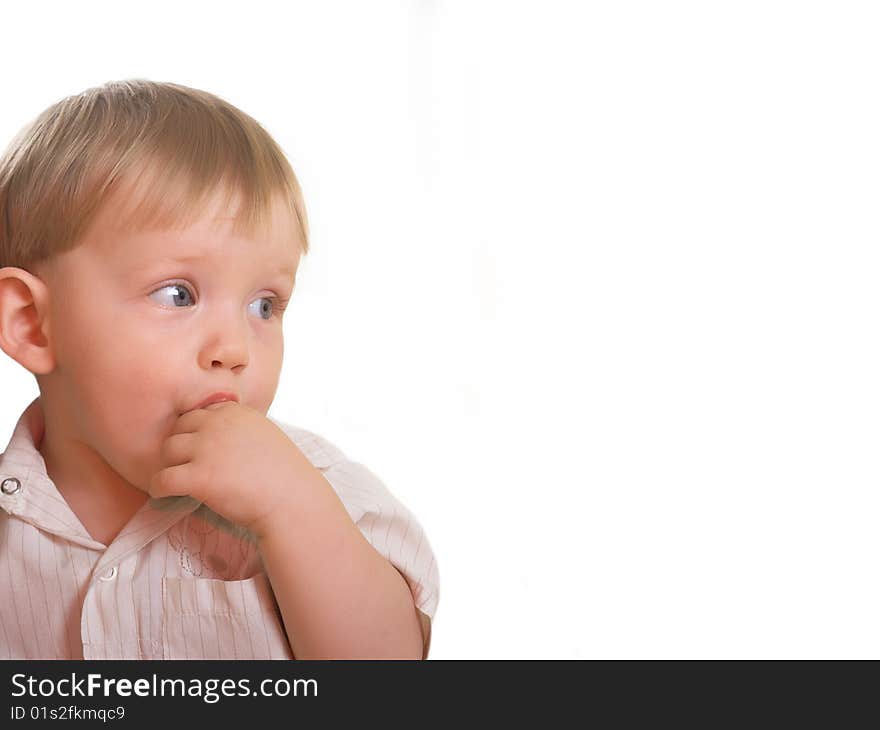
[148,284,283,321]
[249,297,277,320]
[150,284,194,308]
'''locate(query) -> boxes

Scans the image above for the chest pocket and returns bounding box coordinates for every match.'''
[161,572,293,659]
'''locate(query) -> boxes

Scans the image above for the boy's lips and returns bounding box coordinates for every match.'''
[187,392,240,412]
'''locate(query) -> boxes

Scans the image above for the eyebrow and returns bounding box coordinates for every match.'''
[134,255,297,278]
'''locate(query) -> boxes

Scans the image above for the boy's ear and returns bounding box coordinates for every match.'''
[0,266,55,375]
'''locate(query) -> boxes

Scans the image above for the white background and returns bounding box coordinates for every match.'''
[1,1,878,658]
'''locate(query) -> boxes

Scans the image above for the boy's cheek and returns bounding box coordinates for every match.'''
[93,417,179,493]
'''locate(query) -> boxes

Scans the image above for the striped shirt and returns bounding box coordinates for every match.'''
[0,397,439,659]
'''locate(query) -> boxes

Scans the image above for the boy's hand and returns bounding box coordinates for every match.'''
[148,402,312,537]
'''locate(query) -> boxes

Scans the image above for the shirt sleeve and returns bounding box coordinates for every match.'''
[270,419,440,658]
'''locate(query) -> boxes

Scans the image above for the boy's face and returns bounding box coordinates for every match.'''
[34,187,302,494]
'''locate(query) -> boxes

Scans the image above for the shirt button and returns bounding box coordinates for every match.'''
[99,566,118,581]
[1,478,22,495]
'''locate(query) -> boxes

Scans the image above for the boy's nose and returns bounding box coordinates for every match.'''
[207,348,248,371]
[200,322,249,372]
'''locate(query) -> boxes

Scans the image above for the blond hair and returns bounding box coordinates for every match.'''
[0,79,309,271]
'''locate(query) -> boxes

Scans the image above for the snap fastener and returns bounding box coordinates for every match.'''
[99,566,118,581]
[1,478,22,495]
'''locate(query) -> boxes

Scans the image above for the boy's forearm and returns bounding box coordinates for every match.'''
[255,465,424,660]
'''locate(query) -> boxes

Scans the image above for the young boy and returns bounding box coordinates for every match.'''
[0,80,438,659]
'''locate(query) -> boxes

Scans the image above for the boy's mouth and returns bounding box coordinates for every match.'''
[185,392,240,413]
